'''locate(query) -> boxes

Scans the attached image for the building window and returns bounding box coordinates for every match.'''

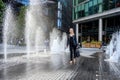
[103,0,116,11]
[93,0,98,5]
[94,5,99,14]
[78,10,85,18]
[109,0,115,9]
[89,6,94,15]
[116,0,120,7]
[78,0,86,3]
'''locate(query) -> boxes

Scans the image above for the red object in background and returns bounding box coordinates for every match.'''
[117,2,120,7]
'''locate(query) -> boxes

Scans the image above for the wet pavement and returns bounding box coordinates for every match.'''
[0,53,78,80]
[0,51,120,80]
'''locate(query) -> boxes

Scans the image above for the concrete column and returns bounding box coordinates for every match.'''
[99,18,103,42]
[76,24,79,42]
[80,24,82,43]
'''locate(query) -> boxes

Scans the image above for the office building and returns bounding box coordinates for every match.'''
[73,0,120,44]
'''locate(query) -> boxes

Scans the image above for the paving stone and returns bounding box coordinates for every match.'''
[0,52,119,80]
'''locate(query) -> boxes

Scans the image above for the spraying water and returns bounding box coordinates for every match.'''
[50,28,67,54]
[25,0,52,57]
[3,5,17,62]
[105,32,120,62]
[105,31,120,78]
[35,27,41,54]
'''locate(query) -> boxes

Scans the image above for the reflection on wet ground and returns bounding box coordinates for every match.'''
[0,52,120,80]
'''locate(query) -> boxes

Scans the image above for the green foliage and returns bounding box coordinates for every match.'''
[91,40,96,44]
[16,6,27,45]
[82,41,87,44]
[0,0,5,24]
[17,6,26,30]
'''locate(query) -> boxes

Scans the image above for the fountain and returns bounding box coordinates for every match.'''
[105,32,120,63]
[1,0,68,62]
[25,0,49,58]
[25,0,67,57]
[105,31,120,78]
[2,5,17,62]
[35,27,40,54]
[50,28,68,54]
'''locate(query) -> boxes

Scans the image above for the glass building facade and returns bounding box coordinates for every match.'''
[57,0,72,32]
[16,0,29,5]
[73,0,120,20]
[73,0,120,45]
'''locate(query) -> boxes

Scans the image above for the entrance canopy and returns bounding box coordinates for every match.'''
[73,7,120,24]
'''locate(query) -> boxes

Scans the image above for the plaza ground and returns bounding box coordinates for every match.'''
[0,49,120,80]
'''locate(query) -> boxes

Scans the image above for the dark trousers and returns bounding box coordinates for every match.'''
[70,46,76,61]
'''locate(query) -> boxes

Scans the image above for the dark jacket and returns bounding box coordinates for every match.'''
[67,35,77,47]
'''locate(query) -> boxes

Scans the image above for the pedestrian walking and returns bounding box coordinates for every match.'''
[67,28,78,64]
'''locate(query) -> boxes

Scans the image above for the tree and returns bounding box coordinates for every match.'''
[0,0,5,24]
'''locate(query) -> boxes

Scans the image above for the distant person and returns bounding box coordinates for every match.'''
[67,28,77,64]
[87,36,90,43]
[44,39,49,50]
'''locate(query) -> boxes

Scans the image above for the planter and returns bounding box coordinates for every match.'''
[96,44,101,48]
[85,43,90,48]
[90,43,96,48]
[82,44,86,48]
[82,41,101,48]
